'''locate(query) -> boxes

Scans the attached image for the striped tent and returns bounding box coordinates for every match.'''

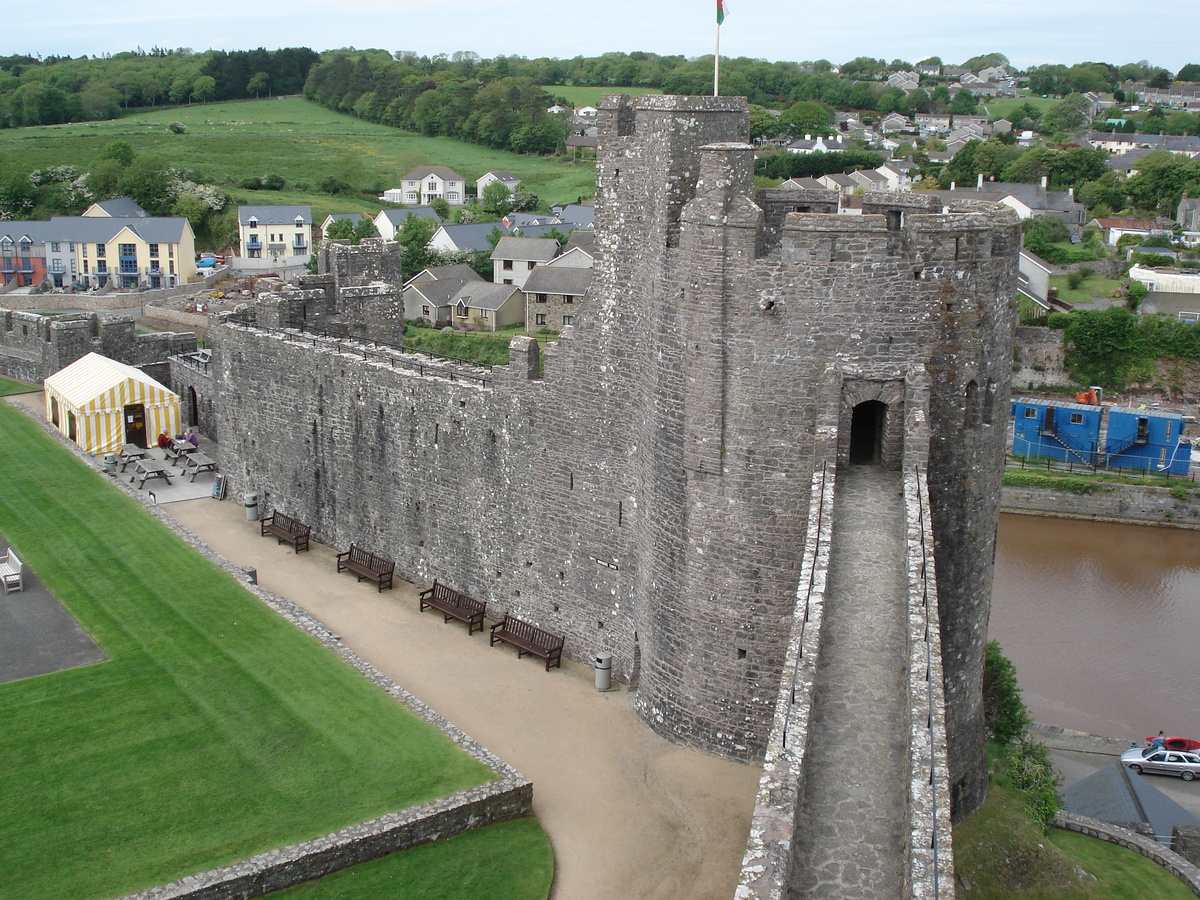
[44,353,180,456]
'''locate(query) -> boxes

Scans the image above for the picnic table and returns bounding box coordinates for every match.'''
[117,443,147,472]
[133,458,172,489]
[178,451,218,482]
[164,438,198,462]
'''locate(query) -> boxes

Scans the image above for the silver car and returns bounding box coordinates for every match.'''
[1122,746,1200,781]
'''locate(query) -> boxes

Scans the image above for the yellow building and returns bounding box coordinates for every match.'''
[55,216,197,290]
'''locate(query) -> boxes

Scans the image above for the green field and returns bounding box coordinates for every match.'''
[980,93,1066,120]
[0,402,550,899]
[1049,273,1124,305]
[0,98,597,220]
[543,85,663,106]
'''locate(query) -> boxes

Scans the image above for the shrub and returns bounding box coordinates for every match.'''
[1067,271,1084,290]
[983,640,1031,746]
[1003,736,1062,833]
[168,121,187,134]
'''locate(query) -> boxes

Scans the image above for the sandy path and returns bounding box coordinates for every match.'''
[167,497,760,900]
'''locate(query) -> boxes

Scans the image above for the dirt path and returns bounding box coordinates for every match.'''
[167,497,760,900]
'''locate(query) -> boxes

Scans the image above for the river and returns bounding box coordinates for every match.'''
[990,513,1200,741]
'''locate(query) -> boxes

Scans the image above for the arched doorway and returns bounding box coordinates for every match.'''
[188,387,200,431]
[849,400,885,465]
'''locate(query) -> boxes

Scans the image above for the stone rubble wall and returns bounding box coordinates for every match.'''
[1001,482,1200,528]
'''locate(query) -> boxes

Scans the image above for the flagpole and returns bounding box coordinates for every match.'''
[714,18,721,96]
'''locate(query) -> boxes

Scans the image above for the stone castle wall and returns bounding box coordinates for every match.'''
[206,95,1019,818]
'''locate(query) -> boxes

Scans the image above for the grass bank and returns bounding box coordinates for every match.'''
[0,98,597,217]
[0,402,538,899]
[1048,273,1124,306]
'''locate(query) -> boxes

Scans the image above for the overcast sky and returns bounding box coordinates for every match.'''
[11,0,1198,75]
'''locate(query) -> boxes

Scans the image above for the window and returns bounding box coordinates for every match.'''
[562,315,574,325]
[563,295,575,304]
[1167,422,1173,441]
[295,216,304,226]
[503,279,513,285]
[50,260,64,273]
[503,260,513,270]
[1024,408,1037,418]
[96,261,107,273]
[0,238,11,252]
[169,261,175,274]
[422,305,430,316]
[168,244,174,258]
[479,309,489,320]
[448,192,459,200]
[1070,412,1083,425]
[536,293,547,303]
[82,243,87,257]
[83,260,89,274]
[535,313,547,325]
[149,244,159,258]
[248,217,258,228]
[50,242,60,253]
[95,243,105,258]
[18,239,30,254]
[456,300,469,318]
[527,261,536,270]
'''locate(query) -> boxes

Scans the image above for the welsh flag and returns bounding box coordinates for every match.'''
[717,0,727,24]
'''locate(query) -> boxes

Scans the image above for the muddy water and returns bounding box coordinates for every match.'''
[990,513,1200,741]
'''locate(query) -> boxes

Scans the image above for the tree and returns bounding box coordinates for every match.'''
[779,100,832,137]
[192,74,216,103]
[950,88,977,115]
[1149,70,1172,89]
[325,217,378,244]
[1178,64,1200,82]
[510,189,539,213]
[247,71,269,98]
[748,104,778,141]
[1039,93,1091,135]
[982,641,1030,746]
[481,180,513,216]
[171,193,209,233]
[100,140,135,167]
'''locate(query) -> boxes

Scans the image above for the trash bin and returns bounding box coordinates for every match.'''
[244,491,259,522]
[595,651,613,692]
[102,453,117,475]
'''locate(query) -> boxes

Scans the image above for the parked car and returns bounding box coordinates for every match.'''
[1147,735,1200,752]
[1122,746,1200,781]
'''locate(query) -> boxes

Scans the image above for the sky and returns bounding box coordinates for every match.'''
[9,0,1199,75]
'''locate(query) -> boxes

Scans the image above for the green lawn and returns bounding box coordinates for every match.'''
[0,402,520,899]
[0,98,597,214]
[0,376,37,396]
[955,772,1195,898]
[274,818,552,900]
[1049,273,1124,305]
[543,85,662,106]
[980,93,1063,120]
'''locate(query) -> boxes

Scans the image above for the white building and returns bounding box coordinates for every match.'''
[237,206,312,268]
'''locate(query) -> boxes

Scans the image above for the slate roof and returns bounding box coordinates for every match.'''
[483,170,519,183]
[406,278,473,307]
[239,205,312,225]
[401,166,464,182]
[376,207,443,226]
[522,266,593,296]
[564,231,596,255]
[454,282,521,311]
[491,236,560,262]
[88,197,148,217]
[432,222,565,252]
[404,263,482,287]
[555,204,595,228]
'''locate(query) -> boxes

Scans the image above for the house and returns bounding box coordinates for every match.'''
[1105,407,1191,475]
[780,177,829,191]
[428,222,563,254]
[1126,81,1200,111]
[914,113,952,134]
[879,113,910,133]
[394,167,467,207]
[491,236,560,288]
[977,65,1009,83]
[817,173,859,196]
[877,160,917,191]
[917,63,940,76]
[886,71,919,93]
[373,207,443,241]
[237,206,312,267]
[787,134,852,154]
[319,213,365,234]
[402,264,484,326]
[449,282,524,331]
[44,352,181,455]
[477,171,521,195]
[82,197,148,218]
[849,169,889,192]
[553,204,595,230]
[1086,217,1161,246]
[1011,398,1103,465]
[563,230,596,256]
[938,179,1086,227]
[1178,196,1200,231]
[524,263,592,331]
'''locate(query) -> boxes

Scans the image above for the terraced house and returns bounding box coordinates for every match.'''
[237,206,313,268]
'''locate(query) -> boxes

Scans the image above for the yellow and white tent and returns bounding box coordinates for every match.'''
[44,353,181,456]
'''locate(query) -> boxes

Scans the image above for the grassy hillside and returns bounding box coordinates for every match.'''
[0,98,596,218]
[543,85,662,106]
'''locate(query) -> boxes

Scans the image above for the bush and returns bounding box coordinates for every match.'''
[1002,470,1095,494]
[1067,271,1084,290]
[262,174,286,191]
[1002,736,1062,833]
[983,640,1032,746]
[168,121,187,134]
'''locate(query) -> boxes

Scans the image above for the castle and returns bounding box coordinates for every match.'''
[173,94,1019,836]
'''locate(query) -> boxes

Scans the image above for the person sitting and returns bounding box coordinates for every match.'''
[157,432,171,449]
[183,427,199,447]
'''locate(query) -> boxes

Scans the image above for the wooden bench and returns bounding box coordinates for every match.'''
[260,509,311,553]
[418,580,486,634]
[490,614,564,671]
[336,544,394,592]
[0,548,23,594]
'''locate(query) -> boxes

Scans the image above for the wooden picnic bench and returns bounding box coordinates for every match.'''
[490,613,564,671]
[336,544,394,592]
[0,548,23,594]
[117,443,147,472]
[178,451,218,482]
[418,580,486,634]
[133,458,172,489]
[260,509,311,553]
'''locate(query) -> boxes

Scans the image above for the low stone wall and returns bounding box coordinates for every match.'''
[1002,482,1200,529]
[141,306,212,335]
[1054,812,1200,895]
[6,399,534,900]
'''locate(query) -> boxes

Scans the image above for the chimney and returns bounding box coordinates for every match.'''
[977,173,984,189]
[950,181,956,191]
[1041,175,1048,189]
[1069,187,1075,200]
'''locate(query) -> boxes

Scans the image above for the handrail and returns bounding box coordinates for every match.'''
[222,317,494,386]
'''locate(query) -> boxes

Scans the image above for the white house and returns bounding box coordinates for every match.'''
[477,170,521,195]
[491,236,560,288]
[394,167,467,207]
[373,207,442,241]
[237,206,312,268]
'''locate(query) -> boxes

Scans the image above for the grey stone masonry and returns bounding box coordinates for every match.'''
[200,95,1019,822]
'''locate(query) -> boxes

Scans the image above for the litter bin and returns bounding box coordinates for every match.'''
[595,651,613,692]
[102,453,117,474]
[244,491,259,522]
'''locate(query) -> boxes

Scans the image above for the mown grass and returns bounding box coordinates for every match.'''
[0,376,37,396]
[955,771,1194,899]
[274,818,553,900]
[543,85,663,106]
[0,98,597,214]
[980,93,1066,120]
[0,402,509,899]
[1049,273,1124,306]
